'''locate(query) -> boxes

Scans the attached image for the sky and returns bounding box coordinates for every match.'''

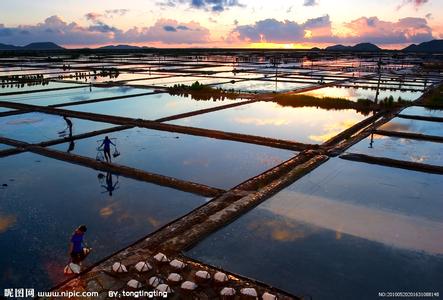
[0,0,442,49]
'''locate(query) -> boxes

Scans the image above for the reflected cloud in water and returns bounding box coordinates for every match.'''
[0,214,16,233]
[261,191,443,254]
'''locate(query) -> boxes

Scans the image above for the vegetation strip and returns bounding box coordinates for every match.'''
[340,153,443,174]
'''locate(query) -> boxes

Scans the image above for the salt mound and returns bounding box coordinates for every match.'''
[134,261,152,272]
[112,262,127,273]
[181,281,197,291]
[127,279,142,289]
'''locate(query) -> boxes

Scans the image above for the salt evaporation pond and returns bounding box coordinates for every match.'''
[64,93,249,120]
[51,127,294,189]
[0,81,81,94]
[1,86,152,106]
[380,118,443,136]
[302,86,422,102]
[215,79,310,93]
[0,152,205,290]
[0,112,114,143]
[347,134,443,166]
[401,106,443,118]
[169,101,368,143]
[0,143,11,151]
[187,159,443,300]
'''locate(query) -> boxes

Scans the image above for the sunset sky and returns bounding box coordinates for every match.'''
[0,0,442,49]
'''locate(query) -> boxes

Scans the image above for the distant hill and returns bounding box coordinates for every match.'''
[325,44,349,51]
[325,43,381,52]
[0,42,64,51]
[23,42,64,50]
[0,43,20,50]
[403,40,443,53]
[98,44,142,50]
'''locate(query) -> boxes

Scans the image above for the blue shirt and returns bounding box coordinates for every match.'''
[102,139,114,151]
[71,233,83,253]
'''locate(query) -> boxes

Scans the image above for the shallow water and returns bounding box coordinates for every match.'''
[0,143,11,151]
[0,152,205,290]
[51,127,294,189]
[64,93,249,120]
[0,81,80,94]
[169,101,368,143]
[129,76,228,87]
[379,118,443,136]
[215,80,310,93]
[347,134,443,166]
[0,112,114,143]
[187,159,443,299]
[302,86,422,102]
[0,107,14,113]
[1,86,151,107]
[401,106,443,118]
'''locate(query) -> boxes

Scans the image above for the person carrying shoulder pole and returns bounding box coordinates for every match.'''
[100,136,115,163]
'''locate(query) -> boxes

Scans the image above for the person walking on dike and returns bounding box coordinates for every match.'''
[69,225,91,265]
[100,136,115,163]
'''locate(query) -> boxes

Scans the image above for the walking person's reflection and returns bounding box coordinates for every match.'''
[63,116,73,138]
[99,172,119,196]
[67,140,75,153]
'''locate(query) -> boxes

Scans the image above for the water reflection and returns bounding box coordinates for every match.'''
[0,213,16,233]
[261,191,443,254]
[380,118,443,136]
[302,86,422,102]
[0,112,113,143]
[98,172,120,196]
[0,152,205,290]
[187,159,443,299]
[170,102,366,143]
[348,134,443,166]
[51,127,293,189]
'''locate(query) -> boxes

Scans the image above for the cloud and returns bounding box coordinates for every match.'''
[159,0,244,12]
[105,9,129,17]
[0,16,211,46]
[397,0,429,10]
[341,16,433,44]
[231,15,332,43]
[85,12,103,22]
[304,0,319,6]
[163,25,177,32]
[230,15,434,45]
[234,19,305,43]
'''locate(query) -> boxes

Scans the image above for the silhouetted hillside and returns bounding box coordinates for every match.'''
[403,40,443,53]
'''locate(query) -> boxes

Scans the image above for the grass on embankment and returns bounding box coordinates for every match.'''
[420,84,443,108]
[168,81,239,101]
[168,81,411,114]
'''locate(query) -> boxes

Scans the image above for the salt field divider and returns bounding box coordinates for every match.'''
[397,114,443,123]
[374,129,443,143]
[340,153,443,174]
